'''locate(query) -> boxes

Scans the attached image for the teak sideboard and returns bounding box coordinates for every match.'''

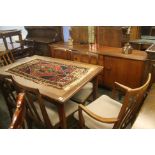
[49,43,148,89]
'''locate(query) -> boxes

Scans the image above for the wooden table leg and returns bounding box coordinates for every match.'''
[2,37,8,50]
[57,103,67,129]
[92,75,98,100]
[18,33,24,50]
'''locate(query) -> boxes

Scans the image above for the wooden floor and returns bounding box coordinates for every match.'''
[132,83,155,129]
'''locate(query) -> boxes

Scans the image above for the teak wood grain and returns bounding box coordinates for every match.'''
[50,42,147,61]
[50,43,148,89]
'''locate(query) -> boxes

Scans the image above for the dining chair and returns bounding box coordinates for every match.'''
[0,50,15,66]
[70,52,98,105]
[12,39,35,60]
[74,73,151,129]
[0,74,17,118]
[71,82,93,104]
[9,92,26,129]
[11,77,78,128]
[0,29,34,60]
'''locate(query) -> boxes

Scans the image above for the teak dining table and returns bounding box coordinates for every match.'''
[0,55,103,128]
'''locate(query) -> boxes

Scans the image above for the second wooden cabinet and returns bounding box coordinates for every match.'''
[103,56,146,88]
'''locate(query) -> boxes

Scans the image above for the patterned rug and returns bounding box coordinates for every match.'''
[7,59,89,89]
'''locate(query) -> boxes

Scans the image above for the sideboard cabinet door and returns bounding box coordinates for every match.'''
[51,47,71,60]
[103,56,145,89]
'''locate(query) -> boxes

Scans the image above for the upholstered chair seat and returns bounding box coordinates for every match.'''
[34,99,78,127]
[74,95,122,129]
[71,82,93,103]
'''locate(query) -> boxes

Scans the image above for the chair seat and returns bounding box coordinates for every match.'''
[71,82,93,103]
[74,95,122,129]
[34,99,78,127]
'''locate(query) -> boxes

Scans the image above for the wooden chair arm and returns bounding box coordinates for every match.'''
[78,104,118,124]
[112,82,131,99]
[16,40,34,46]
[15,40,25,45]
[114,82,131,92]
[15,40,22,43]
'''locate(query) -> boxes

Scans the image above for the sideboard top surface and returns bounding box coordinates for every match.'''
[50,42,147,61]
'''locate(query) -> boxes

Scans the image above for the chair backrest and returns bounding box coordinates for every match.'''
[114,73,151,128]
[0,74,16,117]
[11,77,53,128]
[0,50,15,66]
[9,92,26,129]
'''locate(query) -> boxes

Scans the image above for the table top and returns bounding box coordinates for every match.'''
[0,55,103,103]
[25,37,55,44]
[0,29,21,37]
[50,42,147,61]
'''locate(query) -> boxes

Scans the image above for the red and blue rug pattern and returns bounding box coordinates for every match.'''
[7,59,89,88]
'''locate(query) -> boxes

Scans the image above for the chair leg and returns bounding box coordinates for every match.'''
[2,93,14,118]
[26,115,33,129]
[78,107,85,129]
[57,104,67,129]
[7,104,14,118]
